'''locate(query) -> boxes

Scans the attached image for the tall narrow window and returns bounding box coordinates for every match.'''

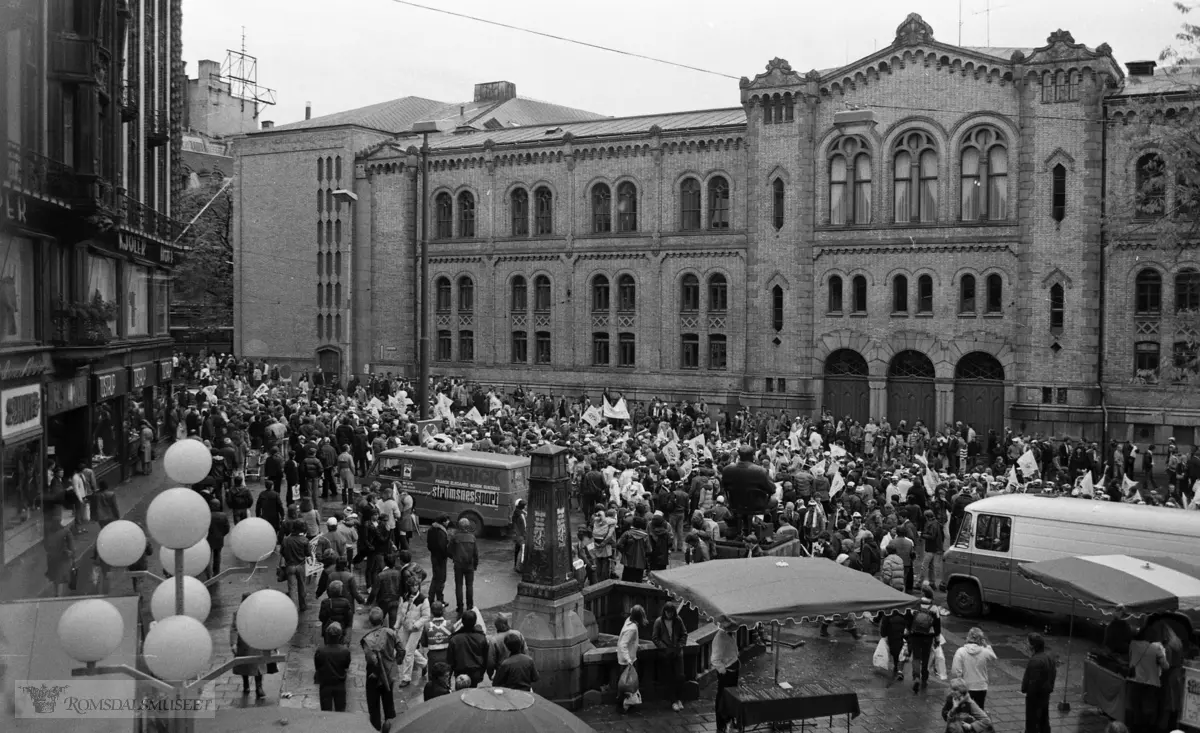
[618,333,636,367]
[436,330,452,361]
[535,331,551,364]
[592,333,610,365]
[1050,283,1065,331]
[591,275,610,312]
[317,314,323,339]
[435,277,451,312]
[892,275,908,313]
[1135,154,1165,218]
[511,276,527,312]
[708,176,730,229]
[458,277,474,313]
[961,127,1008,220]
[851,275,867,313]
[828,276,843,313]
[511,188,529,235]
[762,96,773,125]
[458,330,474,362]
[1051,164,1067,222]
[317,284,323,308]
[893,132,938,223]
[592,183,612,233]
[917,274,933,313]
[681,274,700,312]
[681,334,700,369]
[680,178,701,230]
[511,331,528,363]
[829,137,872,225]
[708,274,728,312]
[772,285,784,332]
[708,335,728,370]
[334,283,341,307]
[617,275,636,312]
[1135,269,1162,315]
[62,87,75,167]
[458,191,475,238]
[960,274,977,314]
[534,275,551,312]
[534,187,553,234]
[1177,269,1200,312]
[617,182,638,232]
[986,274,1003,314]
[434,193,452,239]
[772,178,785,230]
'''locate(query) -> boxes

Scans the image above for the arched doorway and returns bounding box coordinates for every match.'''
[887,350,935,428]
[823,349,869,423]
[316,347,341,388]
[953,352,1005,437]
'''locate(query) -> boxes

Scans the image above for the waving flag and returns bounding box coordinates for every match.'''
[463,407,484,425]
[829,470,846,499]
[1017,450,1040,478]
[1079,470,1095,497]
[581,405,603,428]
[603,397,630,420]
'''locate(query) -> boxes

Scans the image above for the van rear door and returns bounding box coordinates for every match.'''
[969,511,1014,607]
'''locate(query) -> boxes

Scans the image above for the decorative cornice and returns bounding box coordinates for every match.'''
[428,256,483,265]
[813,243,1015,259]
[492,254,563,264]
[660,250,745,260]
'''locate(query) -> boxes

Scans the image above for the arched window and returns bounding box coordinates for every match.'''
[335,156,342,181]
[772,178,785,230]
[617,182,638,232]
[335,314,342,340]
[1177,269,1200,312]
[511,188,529,235]
[534,187,553,234]
[961,127,1008,221]
[851,275,867,313]
[458,276,474,313]
[317,250,324,277]
[326,220,332,247]
[680,178,701,230]
[1051,164,1067,222]
[959,274,977,314]
[325,157,332,181]
[917,274,933,313]
[592,183,612,233]
[325,252,333,279]
[434,193,453,239]
[708,274,728,312]
[617,274,636,312]
[510,276,527,312]
[458,191,475,238]
[894,131,938,223]
[334,220,342,245]
[327,190,333,214]
[316,314,323,339]
[892,275,908,313]
[708,176,730,229]
[591,275,610,312]
[1136,153,1166,218]
[317,190,323,213]
[772,285,784,332]
[334,251,341,277]
[830,137,872,225]
[435,277,451,312]
[534,275,551,312]
[986,273,1003,313]
[317,158,324,181]
[681,274,700,312]
[1050,283,1065,330]
[828,275,844,313]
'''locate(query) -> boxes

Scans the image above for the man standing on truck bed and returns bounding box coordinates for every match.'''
[449,518,479,616]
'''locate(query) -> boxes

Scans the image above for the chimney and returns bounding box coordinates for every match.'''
[473,81,517,103]
[1125,60,1157,77]
[305,101,312,120]
[261,120,274,130]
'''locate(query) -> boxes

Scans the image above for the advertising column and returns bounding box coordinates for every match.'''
[0,383,45,566]
[91,368,128,482]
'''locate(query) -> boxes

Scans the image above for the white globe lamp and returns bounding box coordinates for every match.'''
[159,539,211,577]
[150,575,212,622]
[163,438,213,484]
[58,599,125,663]
[229,518,276,563]
[236,590,298,650]
[146,488,211,549]
[96,520,147,568]
[143,615,212,681]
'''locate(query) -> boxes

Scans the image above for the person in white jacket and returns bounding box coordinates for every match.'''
[395,577,431,686]
[616,605,648,713]
[950,627,998,709]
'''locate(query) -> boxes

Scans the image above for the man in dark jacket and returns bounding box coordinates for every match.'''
[581,464,607,520]
[647,512,673,571]
[255,483,285,534]
[207,499,231,576]
[319,580,355,643]
[906,592,942,692]
[318,439,338,499]
[447,609,488,687]
[449,518,479,615]
[426,515,451,605]
[721,445,775,537]
[263,447,284,490]
[302,446,324,502]
[1022,632,1056,733]
[368,553,405,628]
[616,515,652,582]
[491,633,538,691]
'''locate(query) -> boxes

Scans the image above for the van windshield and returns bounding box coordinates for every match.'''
[954,512,973,548]
[373,456,404,473]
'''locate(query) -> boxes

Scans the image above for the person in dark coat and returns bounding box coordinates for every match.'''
[283,453,301,504]
[207,498,231,576]
[314,622,352,711]
[491,633,538,691]
[720,445,775,536]
[1021,632,1056,733]
[263,448,284,490]
[230,590,272,698]
[647,512,673,571]
[426,515,450,605]
[449,518,480,614]
[255,482,285,535]
[447,609,488,688]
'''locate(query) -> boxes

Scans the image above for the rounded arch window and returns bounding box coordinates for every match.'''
[824,349,869,376]
[888,350,935,379]
[955,352,1005,381]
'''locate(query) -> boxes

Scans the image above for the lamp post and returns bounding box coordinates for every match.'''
[58,439,297,733]
[411,120,439,420]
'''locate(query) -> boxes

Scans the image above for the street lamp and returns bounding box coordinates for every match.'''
[58,438,295,733]
[412,119,439,420]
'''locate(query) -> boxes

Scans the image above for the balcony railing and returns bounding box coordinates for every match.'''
[146,109,169,145]
[4,140,77,202]
[50,36,95,80]
[120,82,139,121]
[120,193,183,241]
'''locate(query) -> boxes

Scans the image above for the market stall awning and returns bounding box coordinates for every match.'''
[649,557,918,628]
[1017,554,1200,616]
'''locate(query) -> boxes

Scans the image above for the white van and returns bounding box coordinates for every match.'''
[943,494,1200,629]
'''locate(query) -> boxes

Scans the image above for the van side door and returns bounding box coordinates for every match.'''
[970,512,1014,607]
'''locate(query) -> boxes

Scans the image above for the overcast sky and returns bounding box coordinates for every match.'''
[181,0,1185,125]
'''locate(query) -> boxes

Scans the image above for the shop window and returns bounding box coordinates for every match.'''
[122,265,147,336]
[3,439,45,558]
[0,236,38,343]
[92,399,121,467]
[973,514,1011,553]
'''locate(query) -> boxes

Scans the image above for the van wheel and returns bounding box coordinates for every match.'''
[948,581,983,618]
[458,510,485,537]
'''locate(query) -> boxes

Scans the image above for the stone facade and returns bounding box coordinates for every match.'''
[234,12,1199,446]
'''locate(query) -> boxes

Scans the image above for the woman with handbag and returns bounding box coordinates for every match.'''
[616,604,647,713]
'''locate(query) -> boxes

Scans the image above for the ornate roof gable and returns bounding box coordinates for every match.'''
[740,57,803,92]
[1022,29,1115,68]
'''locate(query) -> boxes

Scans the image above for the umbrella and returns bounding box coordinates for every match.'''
[199,708,377,733]
[390,687,596,733]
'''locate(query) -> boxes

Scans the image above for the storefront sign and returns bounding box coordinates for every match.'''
[0,354,50,381]
[48,375,88,415]
[94,369,128,401]
[4,190,27,224]
[116,234,176,265]
[0,383,42,439]
[119,236,147,257]
[159,360,174,382]
[130,362,157,391]
[1182,667,1200,730]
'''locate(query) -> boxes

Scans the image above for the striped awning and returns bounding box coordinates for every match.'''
[1018,554,1200,616]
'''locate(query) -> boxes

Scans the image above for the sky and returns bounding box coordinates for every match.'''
[180,0,1187,126]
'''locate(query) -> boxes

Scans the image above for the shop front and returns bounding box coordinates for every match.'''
[92,368,128,482]
[1,381,45,565]
[158,358,175,439]
[129,360,158,443]
[47,372,90,477]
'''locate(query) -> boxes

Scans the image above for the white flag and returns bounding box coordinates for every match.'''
[253,383,269,398]
[1122,474,1139,496]
[830,444,847,459]
[603,397,630,420]
[810,459,826,477]
[489,394,503,413]
[663,440,681,466]
[202,385,217,397]
[1079,470,1094,497]
[367,397,384,413]
[789,431,802,451]
[829,470,846,499]
[924,464,940,497]
[1017,450,1040,478]
[1007,465,1021,491]
[581,405,603,427]
[464,407,484,425]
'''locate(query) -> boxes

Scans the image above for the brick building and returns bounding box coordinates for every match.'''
[233,13,1199,450]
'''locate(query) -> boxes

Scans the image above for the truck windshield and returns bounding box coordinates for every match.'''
[954,512,973,548]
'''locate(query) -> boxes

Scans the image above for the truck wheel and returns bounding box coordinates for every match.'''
[948,581,983,618]
[457,510,485,537]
